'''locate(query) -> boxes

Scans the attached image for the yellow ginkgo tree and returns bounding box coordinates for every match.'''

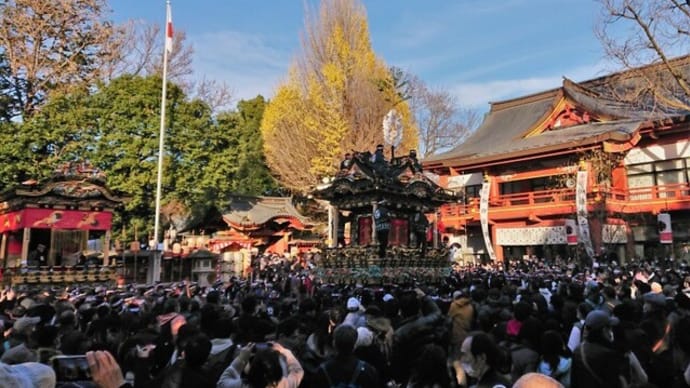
[261,0,418,192]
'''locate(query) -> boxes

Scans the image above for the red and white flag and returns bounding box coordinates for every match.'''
[165,2,173,54]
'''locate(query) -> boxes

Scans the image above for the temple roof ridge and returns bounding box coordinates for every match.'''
[424,55,690,167]
[222,195,311,228]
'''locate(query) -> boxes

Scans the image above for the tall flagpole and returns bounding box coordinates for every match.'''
[153,0,172,282]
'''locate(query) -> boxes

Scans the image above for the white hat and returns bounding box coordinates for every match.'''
[347,297,360,311]
[0,362,55,388]
[382,294,394,302]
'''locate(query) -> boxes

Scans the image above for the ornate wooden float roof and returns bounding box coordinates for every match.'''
[0,162,128,213]
[312,153,459,212]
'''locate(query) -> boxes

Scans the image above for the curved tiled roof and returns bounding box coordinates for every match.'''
[562,78,686,120]
[222,196,310,228]
[425,56,690,168]
[425,91,557,163]
[470,119,641,160]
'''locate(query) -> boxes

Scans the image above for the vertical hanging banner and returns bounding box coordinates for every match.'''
[575,171,595,257]
[658,213,673,244]
[479,180,497,261]
[564,219,578,245]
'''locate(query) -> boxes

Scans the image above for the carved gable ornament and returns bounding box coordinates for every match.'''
[51,181,104,199]
[524,97,602,138]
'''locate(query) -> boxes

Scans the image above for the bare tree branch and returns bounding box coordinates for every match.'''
[0,0,126,120]
[597,0,690,112]
[408,75,479,158]
[191,77,235,113]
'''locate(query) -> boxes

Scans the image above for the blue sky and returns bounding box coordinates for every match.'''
[110,0,616,110]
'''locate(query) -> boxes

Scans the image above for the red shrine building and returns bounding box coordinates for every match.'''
[0,163,126,272]
[425,58,690,263]
[159,196,315,283]
[207,196,315,256]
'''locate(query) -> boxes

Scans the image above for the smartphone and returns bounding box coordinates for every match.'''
[52,355,93,383]
[254,342,272,352]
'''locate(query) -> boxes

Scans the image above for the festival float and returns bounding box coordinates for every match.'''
[311,110,460,285]
[0,162,127,285]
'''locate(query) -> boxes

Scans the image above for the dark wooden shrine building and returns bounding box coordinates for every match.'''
[311,152,458,283]
[313,151,458,250]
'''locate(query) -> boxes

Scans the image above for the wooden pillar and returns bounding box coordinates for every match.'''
[433,211,439,249]
[49,229,55,267]
[351,213,359,246]
[332,206,340,248]
[624,223,635,265]
[0,233,6,261]
[371,202,378,244]
[104,230,111,266]
[21,227,30,267]
[492,225,504,261]
[328,205,338,248]
[0,232,6,271]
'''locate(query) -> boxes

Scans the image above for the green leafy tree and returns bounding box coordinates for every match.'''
[15,75,281,235]
[0,121,32,187]
[14,87,96,180]
[232,96,279,195]
[84,75,220,232]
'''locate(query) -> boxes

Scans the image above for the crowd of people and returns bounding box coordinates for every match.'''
[0,252,689,388]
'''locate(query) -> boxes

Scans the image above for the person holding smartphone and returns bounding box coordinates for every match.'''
[217,342,304,388]
[86,350,131,388]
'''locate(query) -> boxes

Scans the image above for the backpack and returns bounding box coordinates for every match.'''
[203,343,237,382]
[319,360,364,388]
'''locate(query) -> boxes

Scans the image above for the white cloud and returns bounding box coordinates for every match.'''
[189,30,294,101]
[382,0,530,52]
[449,60,617,108]
[452,77,562,108]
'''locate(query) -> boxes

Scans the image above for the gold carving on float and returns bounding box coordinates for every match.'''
[51,181,104,199]
[33,210,63,227]
[77,212,100,227]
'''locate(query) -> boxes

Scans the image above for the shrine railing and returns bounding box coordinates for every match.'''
[495,188,577,207]
[440,183,690,220]
[604,183,690,201]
